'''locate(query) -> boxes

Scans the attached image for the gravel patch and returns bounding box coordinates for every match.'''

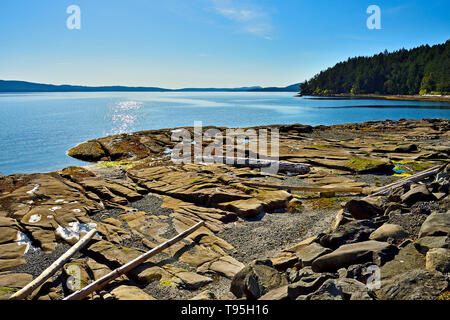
[387,212,428,238]
[219,209,335,264]
[12,243,80,279]
[89,193,178,245]
[129,195,174,216]
[141,273,233,300]
[387,201,444,237]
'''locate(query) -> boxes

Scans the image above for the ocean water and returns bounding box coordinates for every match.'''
[0,92,449,175]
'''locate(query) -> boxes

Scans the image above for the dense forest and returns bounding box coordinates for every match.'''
[300,40,450,95]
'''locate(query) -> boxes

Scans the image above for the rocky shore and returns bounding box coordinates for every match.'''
[0,118,449,300]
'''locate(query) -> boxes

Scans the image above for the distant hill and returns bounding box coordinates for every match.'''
[301,40,450,95]
[248,83,300,92]
[0,80,299,93]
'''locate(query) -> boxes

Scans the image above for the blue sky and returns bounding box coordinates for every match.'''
[0,0,449,88]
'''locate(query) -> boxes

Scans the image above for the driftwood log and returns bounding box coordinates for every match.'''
[194,156,311,174]
[241,181,371,195]
[63,220,205,300]
[367,164,444,198]
[9,228,97,300]
[243,163,447,197]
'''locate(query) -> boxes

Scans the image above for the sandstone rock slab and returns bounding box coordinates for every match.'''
[426,248,450,273]
[312,240,398,273]
[419,211,450,238]
[369,224,409,241]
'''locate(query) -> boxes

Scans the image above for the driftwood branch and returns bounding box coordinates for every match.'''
[194,156,311,174]
[366,164,444,198]
[63,220,205,301]
[242,163,447,197]
[9,228,97,300]
[241,181,370,195]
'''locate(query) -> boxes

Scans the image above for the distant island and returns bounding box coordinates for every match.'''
[301,39,449,96]
[0,80,300,93]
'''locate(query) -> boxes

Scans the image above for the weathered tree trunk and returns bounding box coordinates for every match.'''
[367,164,443,198]
[9,228,97,300]
[242,181,370,194]
[195,156,311,174]
[63,220,205,300]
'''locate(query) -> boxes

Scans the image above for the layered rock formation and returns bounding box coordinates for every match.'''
[0,118,448,300]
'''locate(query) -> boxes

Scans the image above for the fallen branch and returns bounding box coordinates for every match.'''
[194,156,311,174]
[241,181,370,195]
[63,220,205,300]
[240,162,447,197]
[9,228,97,300]
[366,163,446,198]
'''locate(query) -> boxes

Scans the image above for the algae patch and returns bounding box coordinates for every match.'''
[306,197,349,210]
[96,161,134,169]
[391,160,441,176]
[346,158,386,171]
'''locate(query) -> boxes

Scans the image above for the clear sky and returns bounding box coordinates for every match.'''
[0,0,449,88]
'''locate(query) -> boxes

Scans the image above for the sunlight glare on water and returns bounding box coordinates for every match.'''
[107,100,144,135]
[0,92,449,175]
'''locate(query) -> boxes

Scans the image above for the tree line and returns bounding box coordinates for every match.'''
[300,39,449,95]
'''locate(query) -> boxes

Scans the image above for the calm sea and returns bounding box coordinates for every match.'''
[0,92,449,175]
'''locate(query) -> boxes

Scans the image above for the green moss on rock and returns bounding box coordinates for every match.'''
[345,157,393,173]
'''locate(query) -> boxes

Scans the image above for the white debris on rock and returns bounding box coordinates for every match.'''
[26,184,40,195]
[28,214,41,223]
[56,222,98,241]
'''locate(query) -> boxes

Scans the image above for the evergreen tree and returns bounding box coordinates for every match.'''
[301,40,450,95]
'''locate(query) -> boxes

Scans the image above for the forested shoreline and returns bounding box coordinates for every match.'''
[301,40,450,96]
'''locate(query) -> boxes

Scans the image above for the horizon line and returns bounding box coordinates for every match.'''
[0,79,301,92]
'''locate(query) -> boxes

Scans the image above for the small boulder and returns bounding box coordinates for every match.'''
[286,198,303,214]
[230,260,288,300]
[401,185,436,206]
[67,141,107,162]
[287,273,334,299]
[330,209,353,232]
[419,211,450,238]
[369,224,409,241]
[345,199,383,220]
[426,248,450,273]
[312,240,398,273]
[337,278,374,300]
[259,285,289,300]
[338,262,378,284]
[172,272,213,290]
[218,199,265,217]
[414,236,449,254]
[384,202,408,215]
[109,285,156,300]
[379,243,425,281]
[307,279,344,300]
[387,186,408,203]
[0,273,33,300]
[270,252,298,271]
[394,144,418,153]
[320,220,378,250]
[295,242,332,267]
[376,269,447,300]
[197,255,245,279]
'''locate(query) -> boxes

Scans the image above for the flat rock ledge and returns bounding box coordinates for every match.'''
[0,118,449,300]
